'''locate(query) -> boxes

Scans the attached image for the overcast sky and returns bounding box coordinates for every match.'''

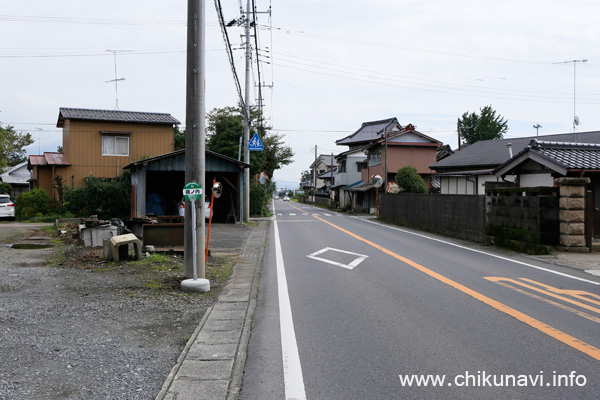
[1,0,599,189]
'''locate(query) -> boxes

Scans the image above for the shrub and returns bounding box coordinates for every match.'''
[0,182,12,196]
[250,183,269,216]
[64,170,131,219]
[15,189,50,219]
[395,166,428,193]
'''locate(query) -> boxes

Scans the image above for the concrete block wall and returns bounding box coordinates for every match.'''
[485,186,559,254]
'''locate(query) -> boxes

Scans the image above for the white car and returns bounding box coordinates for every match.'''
[283,196,290,201]
[178,196,211,220]
[0,194,15,220]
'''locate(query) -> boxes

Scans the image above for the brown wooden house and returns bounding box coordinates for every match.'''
[28,107,180,203]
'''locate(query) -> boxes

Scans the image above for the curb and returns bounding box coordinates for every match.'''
[156,220,269,400]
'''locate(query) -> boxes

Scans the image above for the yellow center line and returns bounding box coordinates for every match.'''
[287,202,600,361]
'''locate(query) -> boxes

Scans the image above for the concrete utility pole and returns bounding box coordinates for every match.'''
[184,0,206,281]
[243,0,252,222]
[314,145,318,191]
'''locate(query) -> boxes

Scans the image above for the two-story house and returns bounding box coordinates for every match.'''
[336,118,443,212]
[332,147,367,208]
[309,154,335,195]
[361,124,442,186]
[29,107,180,203]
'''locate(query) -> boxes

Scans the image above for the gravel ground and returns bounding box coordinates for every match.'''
[0,223,230,400]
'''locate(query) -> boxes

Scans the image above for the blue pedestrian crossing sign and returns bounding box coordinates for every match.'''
[248,132,264,151]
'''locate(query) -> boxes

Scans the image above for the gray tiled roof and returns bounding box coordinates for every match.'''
[57,107,180,127]
[336,118,400,146]
[431,131,600,171]
[530,140,600,169]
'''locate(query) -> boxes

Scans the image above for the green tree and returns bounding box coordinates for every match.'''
[457,105,508,145]
[174,126,186,151]
[206,106,293,216]
[395,166,428,193]
[206,106,244,159]
[0,121,34,171]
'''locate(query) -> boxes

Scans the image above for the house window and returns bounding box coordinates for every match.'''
[102,136,129,156]
[338,160,346,173]
[368,148,381,166]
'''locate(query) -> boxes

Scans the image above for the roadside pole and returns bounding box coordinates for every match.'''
[183,0,208,292]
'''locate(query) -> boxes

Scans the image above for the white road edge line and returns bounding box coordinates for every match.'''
[273,203,308,399]
[357,217,600,286]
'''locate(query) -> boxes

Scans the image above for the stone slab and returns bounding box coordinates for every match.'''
[187,342,238,360]
[164,379,229,400]
[175,359,234,380]
[196,329,241,344]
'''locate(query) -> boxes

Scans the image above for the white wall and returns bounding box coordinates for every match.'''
[440,175,511,195]
[520,173,554,187]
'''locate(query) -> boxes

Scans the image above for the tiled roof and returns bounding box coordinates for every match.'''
[336,118,401,146]
[529,140,600,170]
[57,107,180,127]
[431,131,600,171]
[494,139,600,177]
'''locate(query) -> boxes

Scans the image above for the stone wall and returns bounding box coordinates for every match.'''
[556,177,590,252]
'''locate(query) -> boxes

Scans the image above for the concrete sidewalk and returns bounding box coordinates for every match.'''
[528,251,600,278]
[156,220,268,400]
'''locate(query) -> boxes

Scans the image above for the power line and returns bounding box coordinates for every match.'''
[214,0,245,108]
[262,24,555,65]
[0,14,191,26]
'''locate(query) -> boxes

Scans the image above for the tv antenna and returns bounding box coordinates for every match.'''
[553,59,587,132]
[105,49,132,110]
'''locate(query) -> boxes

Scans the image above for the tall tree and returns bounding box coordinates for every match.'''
[206,106,244,160]
[0,121,34,171]
[457,105,508,146]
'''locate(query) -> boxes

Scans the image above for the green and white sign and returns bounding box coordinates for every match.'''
[183,181,203,201]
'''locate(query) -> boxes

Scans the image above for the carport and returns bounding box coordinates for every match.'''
[125,149,250,223]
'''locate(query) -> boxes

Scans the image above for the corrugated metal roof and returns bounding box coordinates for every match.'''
[57,107,180,127]
[346,181,374,192]
[28,153,71,166]
[123,149,251,172]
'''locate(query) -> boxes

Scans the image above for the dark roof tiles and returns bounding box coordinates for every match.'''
[431,131,600,171]
[336,117,400,146]
[532,140,600,170]
[57,107,180,127]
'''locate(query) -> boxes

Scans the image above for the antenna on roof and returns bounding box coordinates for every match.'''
[553,59,587,133]
[105,49,132,110]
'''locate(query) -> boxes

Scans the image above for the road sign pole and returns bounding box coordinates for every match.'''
[191,198,197,280]
[181,182,209,292]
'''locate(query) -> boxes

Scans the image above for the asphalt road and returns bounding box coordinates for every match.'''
[241,200,600,400]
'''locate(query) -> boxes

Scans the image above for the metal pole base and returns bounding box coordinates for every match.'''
[181,278,210,293]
